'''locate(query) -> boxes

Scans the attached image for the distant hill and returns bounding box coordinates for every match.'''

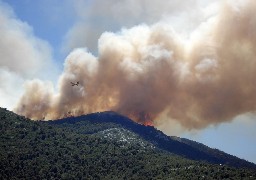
[1,108,256,179]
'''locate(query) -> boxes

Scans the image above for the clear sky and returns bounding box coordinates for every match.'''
[1,0,256,164]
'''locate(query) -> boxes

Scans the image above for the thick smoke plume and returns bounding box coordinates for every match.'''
[15,1,256,129]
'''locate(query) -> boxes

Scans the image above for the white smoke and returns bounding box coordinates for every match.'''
[64,0,220,53]
[0,1,57,110]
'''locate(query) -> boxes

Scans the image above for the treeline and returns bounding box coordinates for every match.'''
[0,108,255,179]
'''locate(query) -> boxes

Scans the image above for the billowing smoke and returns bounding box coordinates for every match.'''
[0,1,57,110]
[64,0,198,53]
[15,0,256,129]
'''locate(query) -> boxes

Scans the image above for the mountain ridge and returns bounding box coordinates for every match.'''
[48,111,256,169]
[1,107,256,179]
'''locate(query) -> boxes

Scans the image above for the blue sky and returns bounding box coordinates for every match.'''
[1,0,256,164]
[4,0,76,63]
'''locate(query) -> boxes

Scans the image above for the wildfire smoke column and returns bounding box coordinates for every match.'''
[15,0,256,130]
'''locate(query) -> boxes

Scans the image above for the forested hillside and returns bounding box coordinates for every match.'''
[1,108,255,179]
[50,111,256,169]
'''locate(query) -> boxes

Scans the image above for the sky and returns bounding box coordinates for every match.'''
[0,0,256,164]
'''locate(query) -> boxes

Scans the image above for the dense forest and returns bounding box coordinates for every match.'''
[1,107,255,179]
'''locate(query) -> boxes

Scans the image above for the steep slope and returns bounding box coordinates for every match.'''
[1,108,256,179]
[50,111,256,169]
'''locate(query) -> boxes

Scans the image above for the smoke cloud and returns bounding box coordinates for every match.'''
[64,0,206,53]
[0,2,57,110]
[15,0,256,130]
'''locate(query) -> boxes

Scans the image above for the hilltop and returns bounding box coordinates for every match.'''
[1,108,255,179]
